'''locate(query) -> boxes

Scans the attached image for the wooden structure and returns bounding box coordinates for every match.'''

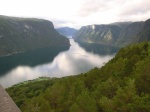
[0,85,21,112]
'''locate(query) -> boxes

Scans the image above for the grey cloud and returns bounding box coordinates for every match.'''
[78,0,112,17]
[119,0,150,16]
[50,19,80,29]
[78,0,150,20]
[52,20,70,28]
[46,0,150,28]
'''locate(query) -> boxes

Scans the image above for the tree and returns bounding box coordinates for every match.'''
[70,89,97,112]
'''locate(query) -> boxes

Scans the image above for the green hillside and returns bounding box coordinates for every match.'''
[0,15,70,56]
[6,42,150,112]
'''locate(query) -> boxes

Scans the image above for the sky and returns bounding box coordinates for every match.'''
[0,0,150,29]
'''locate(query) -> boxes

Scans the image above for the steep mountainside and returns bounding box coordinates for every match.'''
[7,42,150,112]
[134,19,150,43]
[73,25,121,44]
[73,20,150,46]
[56,27,77,37]
[0,16,70,56]
[116,21,143,46]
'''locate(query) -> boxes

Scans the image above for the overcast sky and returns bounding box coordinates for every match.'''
[0,0,150,29]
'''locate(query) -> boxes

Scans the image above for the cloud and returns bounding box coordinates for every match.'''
[115,0,150,21]
[119,0,150,16]
[48,19,80,29]
[76,0,150,27]
[0,0,150,28]
[51,19,71,28]
[78,0,112,17]
[78,0,150,18]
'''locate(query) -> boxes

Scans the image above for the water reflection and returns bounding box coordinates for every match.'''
[0,46,69,76]
[0,39,117,87]
[78,42,120,55]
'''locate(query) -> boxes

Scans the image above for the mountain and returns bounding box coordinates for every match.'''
[110,21,132,29]
[7,42,150,111]
[73,19,150,47]
[116,21,144,46]
[73,25,121,44]
[56,27,77,37]
[133,19,150,43]
[0,15,70,56]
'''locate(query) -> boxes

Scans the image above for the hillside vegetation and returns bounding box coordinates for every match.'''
[6,42,150,112]
[0,15,70,56]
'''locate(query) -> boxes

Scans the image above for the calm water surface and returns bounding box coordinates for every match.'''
[0,39,119,87]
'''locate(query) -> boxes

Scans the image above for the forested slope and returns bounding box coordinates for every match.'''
[7,42,150,112]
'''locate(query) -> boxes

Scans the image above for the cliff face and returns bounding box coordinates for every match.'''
[73,25,121,44]
[0,16,70,56]
[73,20,150,47]
[133,19,150,43]
[116,22,144,45]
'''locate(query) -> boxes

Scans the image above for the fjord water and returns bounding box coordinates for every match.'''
[0,39,119,87]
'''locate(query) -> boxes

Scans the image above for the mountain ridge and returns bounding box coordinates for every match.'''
[73,19,149,47]
[133,19,150,43]
[0,15,70,56]
[56,27,77,37]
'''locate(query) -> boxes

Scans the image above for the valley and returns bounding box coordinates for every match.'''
[0,39,117,87]
[6,42,150,112]
[0,15,150,112]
